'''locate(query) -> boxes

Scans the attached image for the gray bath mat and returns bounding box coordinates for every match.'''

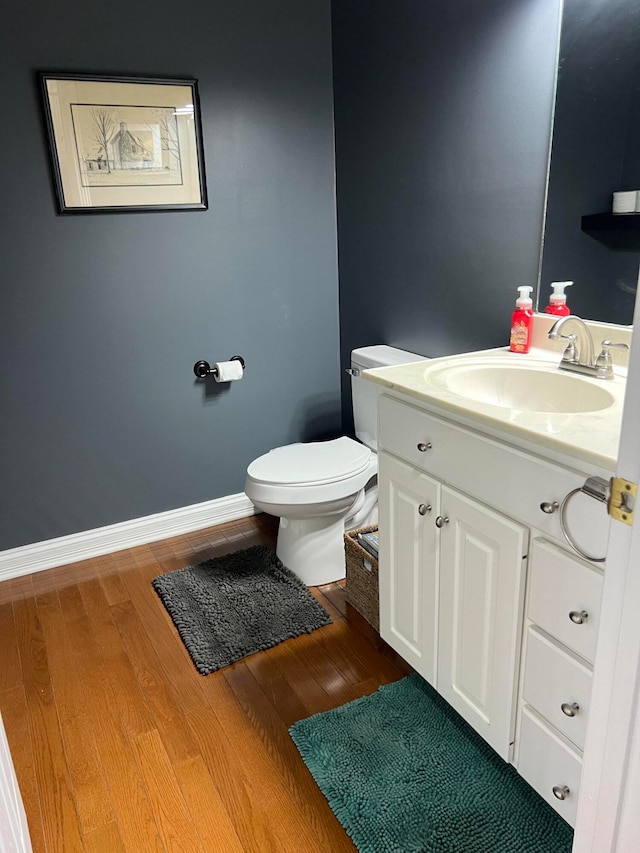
[152,545,331,675]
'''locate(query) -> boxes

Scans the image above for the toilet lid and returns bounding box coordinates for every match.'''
[247,437,372,486]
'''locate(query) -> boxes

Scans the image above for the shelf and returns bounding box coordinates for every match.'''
[581,213,640,251]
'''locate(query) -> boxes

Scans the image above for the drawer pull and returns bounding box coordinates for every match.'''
[540,500,560,514]
[569,610,589,625]
[552,785,571,801]
[417,442,432,453]
[561,702,580,718]
[435,515,449,529]
[418,504,432,516]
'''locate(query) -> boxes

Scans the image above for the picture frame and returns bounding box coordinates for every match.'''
[40,72,208,214]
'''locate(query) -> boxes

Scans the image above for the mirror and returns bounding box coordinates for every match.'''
[537,0,640,324]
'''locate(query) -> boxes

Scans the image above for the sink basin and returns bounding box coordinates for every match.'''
[423,360,617,413]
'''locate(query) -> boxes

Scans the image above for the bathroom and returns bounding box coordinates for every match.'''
[2,0,640,849]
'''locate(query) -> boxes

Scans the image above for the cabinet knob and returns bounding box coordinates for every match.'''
[435,515,449,528]
[561,702,580,718]
[417,442,432,452]
[540,500,560,514]
[569,610,589,625]
[418,504,432,516]
[552,785,570,801]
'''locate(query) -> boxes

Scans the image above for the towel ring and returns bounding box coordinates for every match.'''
[559,487,606,563]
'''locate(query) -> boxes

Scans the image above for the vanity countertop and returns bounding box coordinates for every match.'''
[363,346,626,473]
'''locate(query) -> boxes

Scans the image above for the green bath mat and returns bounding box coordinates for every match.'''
[290,673,573,853]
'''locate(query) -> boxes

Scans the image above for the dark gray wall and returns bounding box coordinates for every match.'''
[541,0,639,324]
[333,0,561,426]
[0,0,339,550]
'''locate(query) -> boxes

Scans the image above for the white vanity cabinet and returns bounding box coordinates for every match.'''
[376,390,609,822]
[378,410,528,762]
[378,452,439,685]
[437,487,527,761]
[515,538,604,827]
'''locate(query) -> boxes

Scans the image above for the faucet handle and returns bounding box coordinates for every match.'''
[558,333,578,362]
[599,339,630,352]
[595,339,630,375]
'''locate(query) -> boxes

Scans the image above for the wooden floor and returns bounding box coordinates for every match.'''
[0,514,411,852]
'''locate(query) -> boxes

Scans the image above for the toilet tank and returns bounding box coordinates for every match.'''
[350,345,429,450]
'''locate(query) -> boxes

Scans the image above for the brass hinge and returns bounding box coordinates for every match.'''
[608,477,637,526]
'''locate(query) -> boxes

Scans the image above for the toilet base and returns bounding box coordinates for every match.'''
[276,514,347,586]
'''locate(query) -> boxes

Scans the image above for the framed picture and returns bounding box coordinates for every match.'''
[40,72,207,214]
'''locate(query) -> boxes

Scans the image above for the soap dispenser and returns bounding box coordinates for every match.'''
[509,286,534,353]
[544,281,573,316]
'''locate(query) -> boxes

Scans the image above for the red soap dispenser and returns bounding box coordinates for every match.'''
[509,286,534,353]
[544,281,573,316]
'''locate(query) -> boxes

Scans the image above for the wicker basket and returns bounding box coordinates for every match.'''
[344,525,379,631]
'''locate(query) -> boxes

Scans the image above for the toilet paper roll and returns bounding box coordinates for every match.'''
[214,360,244,382]
[612,190,637,213]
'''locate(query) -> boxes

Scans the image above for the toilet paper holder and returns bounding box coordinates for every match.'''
[193,355,245,379]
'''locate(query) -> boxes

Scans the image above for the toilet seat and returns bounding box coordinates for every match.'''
[245,437,376,505]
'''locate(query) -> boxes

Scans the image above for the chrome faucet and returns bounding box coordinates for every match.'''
[547,315,628,380]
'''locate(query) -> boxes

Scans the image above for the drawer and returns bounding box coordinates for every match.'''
[378,394,610,555]
[523,627,593,749]
[528,539,603,663]
[517,706,582,828]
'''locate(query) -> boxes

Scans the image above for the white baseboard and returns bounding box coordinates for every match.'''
[0,493,257,582]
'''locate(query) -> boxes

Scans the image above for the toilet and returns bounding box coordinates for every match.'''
[244,345,428,585]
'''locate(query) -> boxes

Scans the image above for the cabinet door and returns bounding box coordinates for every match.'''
[438,486,527,760]
[378,452,439,685]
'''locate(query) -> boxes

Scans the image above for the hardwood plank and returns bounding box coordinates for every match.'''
[317,581,347,617]
[311,585,346,623]
[130,729,204,853]
[287,631,354,700]
[185,701,283,853]
[148,536,195,572]
[82,821,126,853]
[13,590,84,852]
[223,663,356,851]
[0,601,21,691]
[99,570,130,607]
[316,588,409,683]
[244,651,311,727]
[111,599,200,765]
[0,686,47,853]
[55,583,87,620]
[76,576,155,740]
[35,590,84,720]
[310,623,376,686]
[56,582,162,847]
[222,523,253,550]
[36,592,114,837]
[266,641,336,717]
[90,686,165,851]
[198,671,329,853]
[30,565,93,597]
[345,602,415,676]
[315,598,408,685]
[252,512,279,540]
[172,756,244,853]
[0,574,37,604]
[117,552,210,716]
[329,621,407,685]
[58,600,164,850]
[183,528,223,558]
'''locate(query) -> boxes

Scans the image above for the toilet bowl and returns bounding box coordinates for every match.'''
[245,437,377,586]
[244,345,429,586]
